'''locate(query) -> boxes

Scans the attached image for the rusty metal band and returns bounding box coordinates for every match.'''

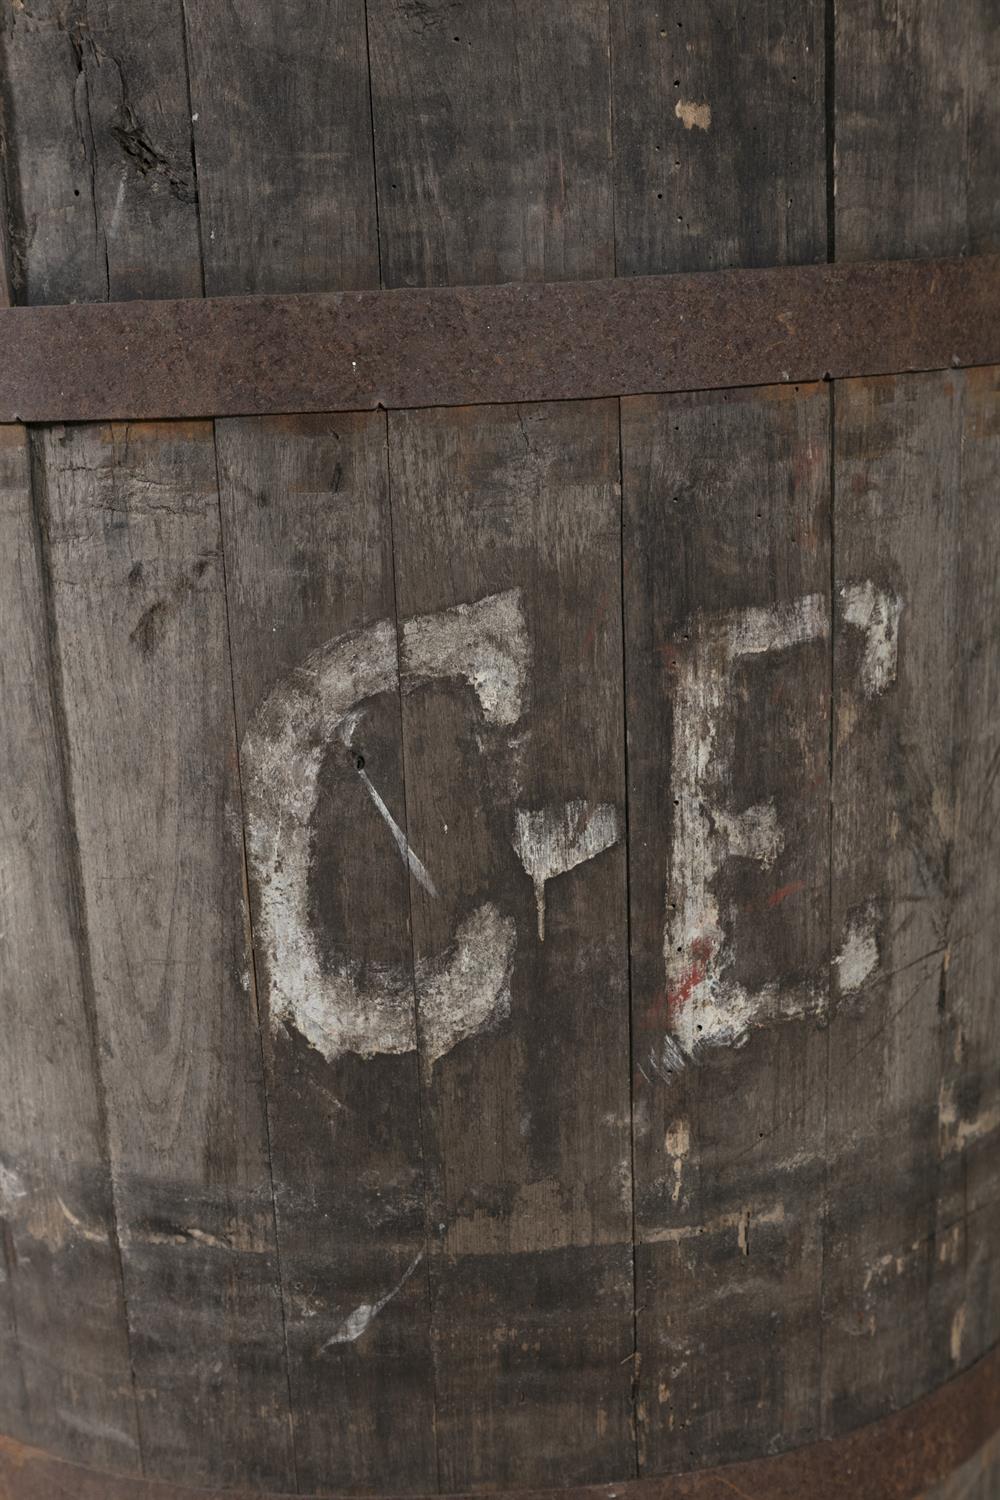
[1,254,999,424]
[1,1341,999,1500]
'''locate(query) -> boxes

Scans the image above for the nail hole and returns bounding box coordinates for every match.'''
[356,755,365,770]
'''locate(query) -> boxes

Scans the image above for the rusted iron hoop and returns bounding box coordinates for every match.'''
[1,1341,998,1500]
[1,254,998,425]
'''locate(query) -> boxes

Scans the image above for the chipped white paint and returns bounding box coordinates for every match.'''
[401,589,529,727]
[641,1202,785,1245]
[834,910,879,994]
[0,1163,26,1216]
[320,1250,424,1350]
[841,581,903,696]
[512,799,619,939]
[675,99,712,131]
[243,591,527,1065]
[662,595,826,1059]
[722,593,826,662]
[417,903,516,1066]
[664,1119,690,1204]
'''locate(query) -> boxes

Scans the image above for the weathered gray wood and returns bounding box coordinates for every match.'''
[387,400,634,1487]
[826,0,1000,1447]
[367,0,615,288]
[0,0,200,303]
[182,0,379,296]
[0,423,141,1467]
[825,372,963,1428]
[835,0,999,261]
[184,3,400,1485]
[35,420,293,1488]
[216,412,437,1494]
[946,367,1000,1383]
[361,15,635,1485]
[611,0,827,275]
[968,0,1000,255]
[622,382,831,1470]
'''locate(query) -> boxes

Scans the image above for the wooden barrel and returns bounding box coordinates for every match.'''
[1,5,998,1498]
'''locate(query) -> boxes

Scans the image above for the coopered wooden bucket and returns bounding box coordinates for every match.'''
[1,4,998,1498]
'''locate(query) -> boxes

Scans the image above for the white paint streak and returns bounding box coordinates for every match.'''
[108,172,128,236]
[951,1302,967,1363]
[243,591,527,1064]
[663,595,827,1060]
[512,800,619,939]
[56,1197,107,1245]
[675,99,712,131]
[320,1250,424,1350]
[834,911,879,994]
[55,1410,138,1451]
[841,581,903,697]
[359,769,438,897]
[642,1203,785,1245]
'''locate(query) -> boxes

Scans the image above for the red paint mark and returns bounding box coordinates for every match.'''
[665,936,710,1020]
[638,937,714,1036]
[767,880,806,909]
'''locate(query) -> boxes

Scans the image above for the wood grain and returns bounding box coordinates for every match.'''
[827,0,1000,1433]
[0,423,140,1467]
[35,421,293,1488]
[182,0,379,296]
[216,411,437,1495]
[622,382,831,1471]
[186,3,400,1485]
[611,0,826,275]
[387,400,634,1488]
[834,0,1000,261]
[822,368,1000,1436]
[953,367,1000,1386]
[825,372,963,1429]
[367,0,615,288]
[0,0,200,304]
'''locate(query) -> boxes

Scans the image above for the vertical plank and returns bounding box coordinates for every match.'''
[36,421,294,1488]
[622,383,831,1470]
[0,5,151,1468]
[182,0,379,296]
[387,400,634,1488]
[368,13,631,1483]
[216,413,437,1494]
[0,0,200,304]
[834,0,1000,261]
[185,3,396,1485]
[367,0,615,287]
[967,0,1000,254]
[944,366,1000,1380]
[830,0,1000,1441]
[611,1,826,275]
[0,424,141,1466]
[825,372,961,1429]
